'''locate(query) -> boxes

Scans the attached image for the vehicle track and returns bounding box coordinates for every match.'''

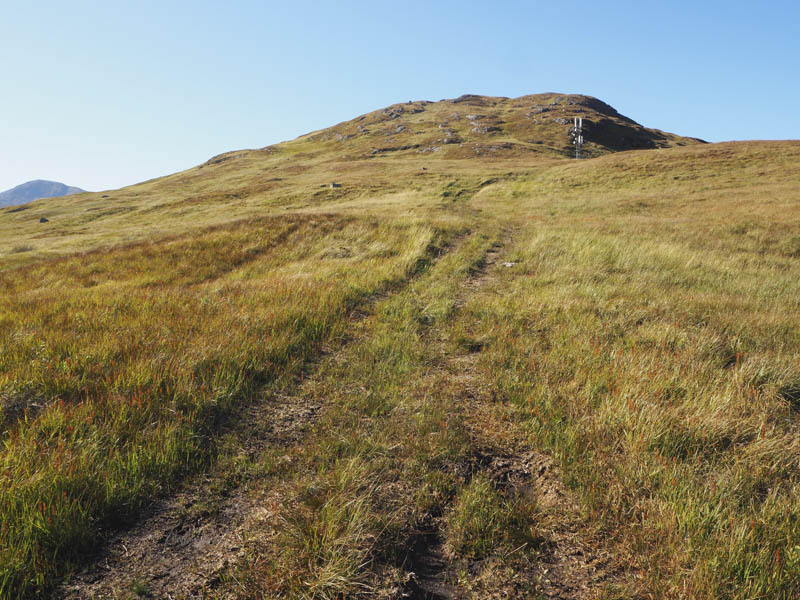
[401,229,622,599]
[60,230,623,599]
[59,235,469,599]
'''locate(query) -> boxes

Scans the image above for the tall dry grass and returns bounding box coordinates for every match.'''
[0,213,439,594]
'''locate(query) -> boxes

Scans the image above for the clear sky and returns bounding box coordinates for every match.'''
[2,0,798,192]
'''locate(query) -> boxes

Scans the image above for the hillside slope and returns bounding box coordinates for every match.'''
[0,179,85,208]
[0,93,703,267]
[1,95,800,599]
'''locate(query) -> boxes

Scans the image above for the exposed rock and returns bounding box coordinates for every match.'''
[471,126,502,134]
[370,145,420,155]
[204,152,246,166]
[441,129,463,144]
[39,217,49,223]
[528,106,551,115]
[383,106,405,120]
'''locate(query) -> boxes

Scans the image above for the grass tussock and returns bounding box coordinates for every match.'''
[444,473,536,560]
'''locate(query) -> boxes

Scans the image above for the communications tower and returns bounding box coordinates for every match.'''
[569,117,584,159]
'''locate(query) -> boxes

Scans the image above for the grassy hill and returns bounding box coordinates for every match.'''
[1,95,800,599]
[0,93,701,268]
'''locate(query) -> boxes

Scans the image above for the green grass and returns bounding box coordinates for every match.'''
[460,146,800,597]
[0,213,446,595]
[445,473,536,560]
[234,226,545,598]
[0,93,799,598]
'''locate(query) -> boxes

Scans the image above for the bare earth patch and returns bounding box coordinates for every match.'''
[448,349,621,599]
[60,388,323,599]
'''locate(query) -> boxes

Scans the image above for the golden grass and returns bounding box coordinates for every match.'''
[1,131,799,598]
[0,213,444,594]
[462,142,800,597]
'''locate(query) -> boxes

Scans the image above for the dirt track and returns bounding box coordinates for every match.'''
[61,234,623,599]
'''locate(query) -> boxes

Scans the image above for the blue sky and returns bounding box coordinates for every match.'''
[1,0,798,192]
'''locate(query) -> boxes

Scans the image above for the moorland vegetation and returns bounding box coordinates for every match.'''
[1,94,799,599]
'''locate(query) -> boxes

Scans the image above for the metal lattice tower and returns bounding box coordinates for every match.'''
[569,117,584,159]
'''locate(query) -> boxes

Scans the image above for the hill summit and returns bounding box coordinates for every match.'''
[0,179,85,208]
[200,93,704,169]
[290,92,704,160]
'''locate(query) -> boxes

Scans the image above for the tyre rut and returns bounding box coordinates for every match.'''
[59,234,469,600]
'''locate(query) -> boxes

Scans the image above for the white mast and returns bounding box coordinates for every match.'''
[570,117,584,159]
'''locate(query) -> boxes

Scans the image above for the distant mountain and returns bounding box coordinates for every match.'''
[0,180,85,207]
